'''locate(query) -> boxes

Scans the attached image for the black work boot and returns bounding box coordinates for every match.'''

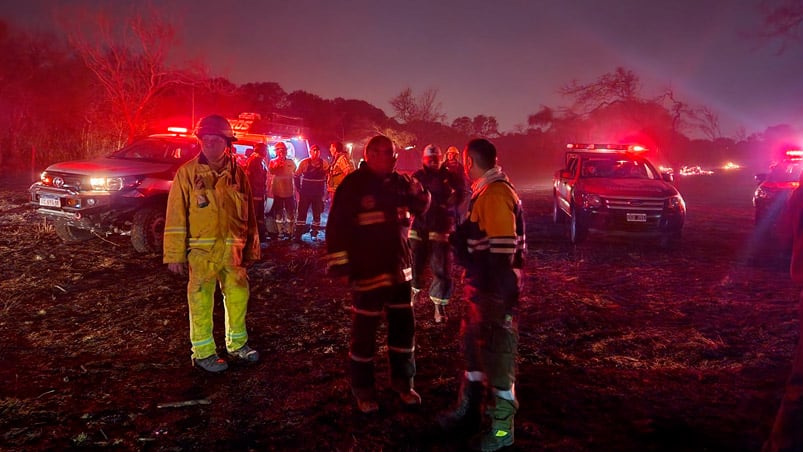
[437,378,485,433]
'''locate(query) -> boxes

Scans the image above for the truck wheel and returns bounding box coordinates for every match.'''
[569,207,588,244]
[131,206,166,253]
[54,219,94,243]
[553,195,566,224]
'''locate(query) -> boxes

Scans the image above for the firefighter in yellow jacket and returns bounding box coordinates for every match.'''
[164,114,261,373]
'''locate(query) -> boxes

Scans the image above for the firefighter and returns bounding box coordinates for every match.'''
[764,172,803,452]
[245,142,269,244]
[442,145,471,224]
[326,135,431,414]
[410,144,467,323]
[439,138,526,451]
[294,144,330,241]
[327,141,355,205]
[163,114,260,373]
[268,142,297,239]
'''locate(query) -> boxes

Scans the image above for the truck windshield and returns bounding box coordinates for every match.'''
[581,156,658,179]
[109,138,201,163]
[767,161,803,183]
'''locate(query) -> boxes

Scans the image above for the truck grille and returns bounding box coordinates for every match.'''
[603,196,665,211]
[46,172,85,191]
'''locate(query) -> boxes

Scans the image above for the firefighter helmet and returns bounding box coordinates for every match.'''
[195,114,236,142]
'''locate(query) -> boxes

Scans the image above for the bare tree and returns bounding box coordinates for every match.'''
[527,106,554,131]
[389,87,446,124]
[695,107,722,141]
[389,87,417,123]
[62,4,201,141]
[560,67,640,113]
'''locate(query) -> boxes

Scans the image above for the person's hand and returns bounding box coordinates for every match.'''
[167,262,188,276]
[503,314,515,331]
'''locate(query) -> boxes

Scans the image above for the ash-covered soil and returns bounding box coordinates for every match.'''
[0,171,797,451]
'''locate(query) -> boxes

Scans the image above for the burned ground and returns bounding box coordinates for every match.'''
[0,171,798,451]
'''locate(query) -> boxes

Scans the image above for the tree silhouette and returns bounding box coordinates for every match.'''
[389,87,446,123]
[62,4,201,142]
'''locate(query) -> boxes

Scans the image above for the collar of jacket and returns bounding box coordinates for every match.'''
[471,166,508,194]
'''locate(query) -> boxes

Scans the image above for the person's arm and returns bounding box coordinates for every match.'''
[325,179,354,277]
[477,189,521,316]
[242,167,260,262]
[164,166,191,274]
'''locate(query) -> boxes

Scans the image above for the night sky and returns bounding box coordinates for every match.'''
[3,0,802,137]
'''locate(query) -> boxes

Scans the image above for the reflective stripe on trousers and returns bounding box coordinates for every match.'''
[350,282,416,393]
[187,251,250,359]
[461,290,518,391]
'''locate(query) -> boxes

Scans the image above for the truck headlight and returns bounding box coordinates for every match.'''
[666,195,685,210]
[582,193,602,208]
[753,187,769,200]
[89,177,129,191]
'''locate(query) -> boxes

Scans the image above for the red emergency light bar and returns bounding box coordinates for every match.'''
[566,143,648,152]
[786,149,803,159]
[167,126,188,134]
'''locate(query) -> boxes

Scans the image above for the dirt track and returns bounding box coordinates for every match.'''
[0,170,798,451]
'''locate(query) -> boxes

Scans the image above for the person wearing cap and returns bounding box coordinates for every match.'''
[245,143,269,243]
[326,135,431,414]
[267,142,298,239]
[163,114,260,373]
[294,144,330,241]
[410,144,467,323]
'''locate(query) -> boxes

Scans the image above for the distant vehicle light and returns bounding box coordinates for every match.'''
[167,126,188,134]
[722,161,741,170]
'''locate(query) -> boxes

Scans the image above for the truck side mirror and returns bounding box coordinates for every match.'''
[755,173,767,183]
[662,172,674,183]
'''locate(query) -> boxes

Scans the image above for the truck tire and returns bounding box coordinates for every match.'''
[131,205,166,253]
[54,219,95,243]
[570,206,588,244]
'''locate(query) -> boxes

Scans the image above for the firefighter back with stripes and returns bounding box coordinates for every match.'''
[325,135,431,414]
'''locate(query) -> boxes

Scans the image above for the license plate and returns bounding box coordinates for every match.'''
[39,195,60,207]
[626,213,647,222]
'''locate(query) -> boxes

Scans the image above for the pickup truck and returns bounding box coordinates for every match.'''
[553,144,686,246]
[29,130,201,252]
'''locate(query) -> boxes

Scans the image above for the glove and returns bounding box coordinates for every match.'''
[167,262,188,276]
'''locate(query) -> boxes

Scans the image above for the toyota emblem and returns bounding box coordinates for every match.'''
[53,177,64,188]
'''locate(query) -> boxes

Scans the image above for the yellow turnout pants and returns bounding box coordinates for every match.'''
[187,251,250,360]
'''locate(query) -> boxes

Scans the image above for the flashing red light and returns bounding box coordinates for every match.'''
[629,145,647,152]
[566,144,575,149]
[167,126,188,134]
[786,149,803,159]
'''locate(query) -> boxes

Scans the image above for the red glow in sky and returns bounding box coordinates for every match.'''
[2,0,801,136]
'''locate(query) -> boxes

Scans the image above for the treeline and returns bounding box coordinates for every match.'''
[0,16,799,184]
